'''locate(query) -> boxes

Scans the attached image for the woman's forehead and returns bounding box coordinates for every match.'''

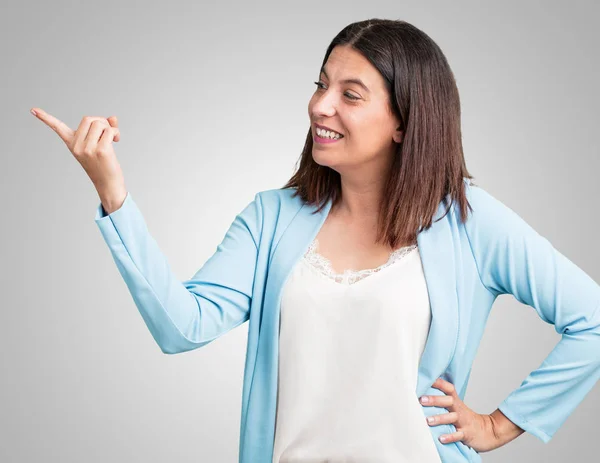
[323,46,386,94]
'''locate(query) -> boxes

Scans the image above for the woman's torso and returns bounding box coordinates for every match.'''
[271,223,443,462]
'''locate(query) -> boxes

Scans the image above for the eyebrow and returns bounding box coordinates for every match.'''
[320,66,370,93]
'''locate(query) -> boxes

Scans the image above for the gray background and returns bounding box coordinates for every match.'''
[2,0,599,461]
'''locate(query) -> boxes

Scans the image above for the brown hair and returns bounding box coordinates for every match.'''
[281,18,475,248]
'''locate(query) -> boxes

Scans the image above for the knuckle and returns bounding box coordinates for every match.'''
[91,119,107,127]
[82,147,94,157]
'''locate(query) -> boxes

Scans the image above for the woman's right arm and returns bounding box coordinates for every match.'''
[32,108,262,354]
[94,190,262,354]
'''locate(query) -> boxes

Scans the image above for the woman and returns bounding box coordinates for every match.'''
[31,18,600,463]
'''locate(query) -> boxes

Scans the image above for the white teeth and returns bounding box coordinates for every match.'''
[316,127,342,139]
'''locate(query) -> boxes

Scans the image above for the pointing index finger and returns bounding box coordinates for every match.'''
[31,107,75,145]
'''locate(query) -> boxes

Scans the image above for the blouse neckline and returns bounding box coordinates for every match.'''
[302,238,418,285]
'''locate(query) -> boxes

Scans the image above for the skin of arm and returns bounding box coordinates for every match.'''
[489,408,525,447]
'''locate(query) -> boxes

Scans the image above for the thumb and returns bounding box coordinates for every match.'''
[107,115,120,142]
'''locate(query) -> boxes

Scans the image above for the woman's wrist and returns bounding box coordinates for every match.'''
[489,409,525,447]
[97,185,128,215]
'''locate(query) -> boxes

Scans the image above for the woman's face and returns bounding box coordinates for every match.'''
[308,45,403,173]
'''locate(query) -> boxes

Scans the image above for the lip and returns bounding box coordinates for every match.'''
[313,123,344,137]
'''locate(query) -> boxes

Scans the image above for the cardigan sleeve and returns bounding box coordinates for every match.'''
[463,184,600,444]
[94,191,262,355]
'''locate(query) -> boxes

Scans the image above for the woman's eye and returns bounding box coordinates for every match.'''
[313,81,359,101]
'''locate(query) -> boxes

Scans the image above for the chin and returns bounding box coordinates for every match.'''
[311,151,338,168]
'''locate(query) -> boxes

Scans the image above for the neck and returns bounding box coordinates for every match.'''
[333,180,385,225]
[333,162,390,221]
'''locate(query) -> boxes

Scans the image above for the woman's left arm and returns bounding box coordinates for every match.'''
[462,184,600,444]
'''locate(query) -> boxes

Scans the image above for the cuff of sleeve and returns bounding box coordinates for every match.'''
[94,191,133,221]
[497,400,552,444]
[94,191,137,248]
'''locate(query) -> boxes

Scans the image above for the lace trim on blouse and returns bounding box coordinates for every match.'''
[302,238,418,285]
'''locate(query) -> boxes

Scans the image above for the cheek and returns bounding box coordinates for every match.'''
[344,118,392,156]
[360,116,391,141]
[345,116,381,143]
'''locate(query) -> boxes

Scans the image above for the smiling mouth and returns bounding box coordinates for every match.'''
[314,127,344,139]
[314,132,343,143]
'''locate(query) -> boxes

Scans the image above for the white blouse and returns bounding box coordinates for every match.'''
[272,238,442,463]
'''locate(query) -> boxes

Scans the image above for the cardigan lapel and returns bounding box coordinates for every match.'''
[241,197,333,460]
[415,199,460,397]
[267,198,333,321]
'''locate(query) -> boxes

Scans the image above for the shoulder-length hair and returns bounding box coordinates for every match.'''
[281,18,476,248]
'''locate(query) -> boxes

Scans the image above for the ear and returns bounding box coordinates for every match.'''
[393,125,404,143]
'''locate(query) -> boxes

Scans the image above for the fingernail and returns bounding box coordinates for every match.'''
[420,396,429,403]
[427,416,434,424]
[30,109,37,116]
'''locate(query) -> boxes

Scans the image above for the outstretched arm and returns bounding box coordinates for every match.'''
[95,191,263,354]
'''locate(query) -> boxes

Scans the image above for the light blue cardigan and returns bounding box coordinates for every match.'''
[94,177,600,463]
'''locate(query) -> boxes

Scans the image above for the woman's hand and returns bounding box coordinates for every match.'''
[419,378,503,453]
[31,107,127,211]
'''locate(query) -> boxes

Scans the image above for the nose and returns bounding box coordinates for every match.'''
[310,90,337,118]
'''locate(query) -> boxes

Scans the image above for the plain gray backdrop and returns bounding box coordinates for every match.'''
[2,0,599,461]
